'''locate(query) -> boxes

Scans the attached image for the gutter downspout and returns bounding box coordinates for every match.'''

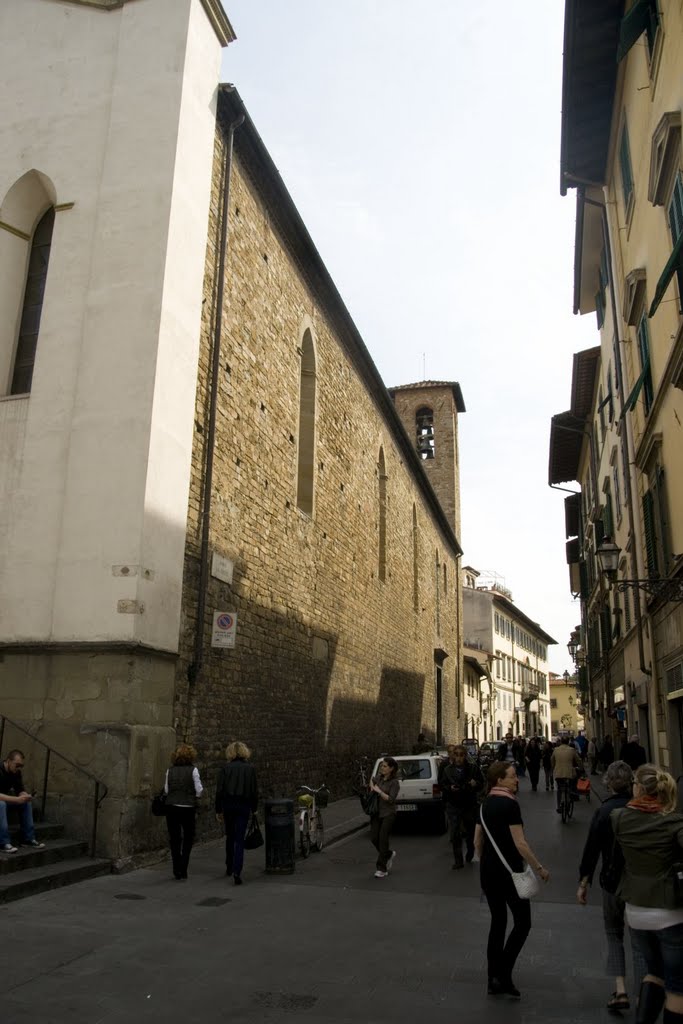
[582,193,649,681]
[188,113,244,686]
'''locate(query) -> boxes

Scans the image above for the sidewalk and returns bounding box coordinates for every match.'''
[319,795,368,846]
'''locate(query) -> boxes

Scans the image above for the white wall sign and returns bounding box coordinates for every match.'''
[211,552,234,584]
[211,610,237,648]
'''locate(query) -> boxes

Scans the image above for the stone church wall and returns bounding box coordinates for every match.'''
[175,126,461,813]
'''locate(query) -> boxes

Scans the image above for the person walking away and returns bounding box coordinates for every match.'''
[552,737,582,813]
[215,741,258,886]
[588,737,598,775]
[576,761,646,1011]
[439,744,484,868]
[164,743,203,880]
[601,736,615,770]
[611,764,683,1024]
[620,735,647,772]
[525,738,542,793]
[474,760,550,999]
[369,757,399,878]
[542,739,554,791]
[0,749,45,853]
[575,733,588,760]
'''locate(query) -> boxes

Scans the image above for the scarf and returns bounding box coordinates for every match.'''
[489,786,517,801]
[627,795,665,813]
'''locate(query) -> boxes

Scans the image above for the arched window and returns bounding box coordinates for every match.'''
[11,207,55,394]
[296,328,316,516]
[412,504,419,612]
[378,447,387,582]
[416,405,435,459]
[0,170,57,396]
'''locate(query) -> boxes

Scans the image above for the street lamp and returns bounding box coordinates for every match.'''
[596,536,683,602]
[562,670,571,684]
[567,636,578,661]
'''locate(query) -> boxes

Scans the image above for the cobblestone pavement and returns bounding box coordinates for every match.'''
[1,772,633,1023]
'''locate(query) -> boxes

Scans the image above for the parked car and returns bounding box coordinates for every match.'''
[371,753,447,832]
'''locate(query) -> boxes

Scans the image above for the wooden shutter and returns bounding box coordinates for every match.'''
[642,489,659,577]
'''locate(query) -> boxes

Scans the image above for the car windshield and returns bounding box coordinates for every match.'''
[398,759,432,780]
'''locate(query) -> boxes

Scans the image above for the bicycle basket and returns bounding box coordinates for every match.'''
[298,793,314,807]
[316,787,330,808]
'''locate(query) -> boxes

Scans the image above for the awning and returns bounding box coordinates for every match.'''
[566,538,580,565]
[648,231,683,317]
[621,354,651,417]
[565,492,581,538]
[616,0,657,62]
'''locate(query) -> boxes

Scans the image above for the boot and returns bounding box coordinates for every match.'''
[636,981,666,1024]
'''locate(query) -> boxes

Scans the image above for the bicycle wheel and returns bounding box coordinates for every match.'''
[586,790,591,803]
[567,792,574,819]
[312,811,324,852]
[299,812,311,858]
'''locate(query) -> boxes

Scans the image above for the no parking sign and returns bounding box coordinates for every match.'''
[211,610,237,648]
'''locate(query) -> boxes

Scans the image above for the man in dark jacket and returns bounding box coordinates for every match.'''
[439,744,483,868]
[0,749,45,853]
[618,734,647,771]
[497,732,523,767]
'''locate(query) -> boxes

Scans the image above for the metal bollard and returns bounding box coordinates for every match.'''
[264,797,295,874]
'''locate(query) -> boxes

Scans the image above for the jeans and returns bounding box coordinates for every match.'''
[630,923,683,995]
[370,813,395,870]
[445,803,476,865]
[602,889,646,988]
[543,766,554,789]
[165,805,196,878]
[0,799,36,846]
[222,800,251,878]
[482,871,532,983]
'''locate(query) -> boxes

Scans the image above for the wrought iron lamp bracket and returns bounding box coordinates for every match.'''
[611,578,683,603]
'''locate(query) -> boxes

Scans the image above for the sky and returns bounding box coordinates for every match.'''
[218,1,599,677]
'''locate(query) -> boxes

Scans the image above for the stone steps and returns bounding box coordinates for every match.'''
[1,820,111,903]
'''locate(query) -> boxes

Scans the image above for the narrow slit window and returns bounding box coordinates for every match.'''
[11,206,55,395]
[378,448,387,582]
[296,329,316,515]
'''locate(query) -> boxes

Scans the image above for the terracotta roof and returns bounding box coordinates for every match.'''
[388,380,466,413]
[571,347,601,418]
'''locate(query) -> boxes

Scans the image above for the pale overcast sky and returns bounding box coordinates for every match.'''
[219,1,599,676]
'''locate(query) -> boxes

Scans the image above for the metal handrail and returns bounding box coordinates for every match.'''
[0,714,108,857]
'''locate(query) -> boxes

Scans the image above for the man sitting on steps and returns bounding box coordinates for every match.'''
[0,749,45,853]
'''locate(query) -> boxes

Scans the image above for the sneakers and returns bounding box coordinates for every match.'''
[374,869,388,878]
[386,850,396,873]
[21,839,45,849]
[1,843,18,853]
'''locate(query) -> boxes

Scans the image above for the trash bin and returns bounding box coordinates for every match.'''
[264,797,295,874]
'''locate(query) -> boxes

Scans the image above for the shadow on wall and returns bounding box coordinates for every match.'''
[176,584,427,836]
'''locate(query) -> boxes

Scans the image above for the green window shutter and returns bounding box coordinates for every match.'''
[669,173,683,242]
[649,230,683,317]
[579,560,589,599]
[618,124,634,210]
[617,0,659,62]
[624,587,632,632]
[636,316,654,412]
[600,606,612,654]
[654,467,671,572]
[642,489,659,577]
[603,491,614,538]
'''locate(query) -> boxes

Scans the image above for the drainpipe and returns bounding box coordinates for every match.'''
[582,193,649,680]
[188,113,244,686]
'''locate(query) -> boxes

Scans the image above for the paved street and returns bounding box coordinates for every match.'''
[1,774,634,1024]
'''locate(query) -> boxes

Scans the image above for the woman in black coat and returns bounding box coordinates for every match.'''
[215,741,258,885]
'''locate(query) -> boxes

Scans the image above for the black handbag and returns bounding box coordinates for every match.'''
[360,790,379,817]
[151,791,167,817]
[243,813,264,850]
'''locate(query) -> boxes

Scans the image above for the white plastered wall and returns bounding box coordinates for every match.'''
[0,0,223,650]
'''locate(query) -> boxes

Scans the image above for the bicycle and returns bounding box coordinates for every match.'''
[351,756,372,797]
[557,778,574,823]
[297,784,329,858]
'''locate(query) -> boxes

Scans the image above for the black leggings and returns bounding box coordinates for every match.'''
[166,805,196,878]
[483,873,532,983]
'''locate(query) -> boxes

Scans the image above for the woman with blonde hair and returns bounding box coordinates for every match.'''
[611,764,683,1024]
[164,743,203,880]
[215,740,258,885]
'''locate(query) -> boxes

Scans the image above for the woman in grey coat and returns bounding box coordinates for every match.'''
[369,757,400,878]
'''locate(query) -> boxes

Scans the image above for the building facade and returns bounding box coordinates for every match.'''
[0,1,465,862]
[550,0,683,774]
[549,672,585,738]
[462,571,555,740]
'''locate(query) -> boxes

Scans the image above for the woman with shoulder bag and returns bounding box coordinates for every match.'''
[474,760,550,999]
[368,757,399,879]
[215,741,258,886]
[164,744,203,881]
[576,760,646,1012]
[611,764,683,1024]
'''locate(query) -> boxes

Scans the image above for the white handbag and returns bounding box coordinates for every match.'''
[480,810,540,899]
